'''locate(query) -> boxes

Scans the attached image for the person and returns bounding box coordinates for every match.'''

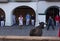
[59,15,60,27]
[18,15,23,26]
[58,28,60,37]
[47,16,55,30]
[0,17,1,26]
[1,15,4,27]
[26,14,31,25]
[55,15,59,27]
[13,15,16,25]
[31,15,35,25]
[30,22,44,36]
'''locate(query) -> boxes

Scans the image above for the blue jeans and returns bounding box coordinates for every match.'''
[47,23,55,30]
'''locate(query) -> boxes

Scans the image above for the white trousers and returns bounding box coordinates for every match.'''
[26,19,30,25]
[19,20,23,25]
[31,20,34,25]
[56,21,59,27]
[1,21,4,27]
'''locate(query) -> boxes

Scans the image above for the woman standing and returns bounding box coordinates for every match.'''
[55,15,59,27]
[18,15,23,26]
[26,14,31,25]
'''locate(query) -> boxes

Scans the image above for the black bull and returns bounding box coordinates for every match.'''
[30,22,45,36]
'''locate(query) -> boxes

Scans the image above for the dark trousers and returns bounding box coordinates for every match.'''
[47,24,55,30]
[0,21,1,26]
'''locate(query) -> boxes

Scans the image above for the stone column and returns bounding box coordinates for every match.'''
[35,1,39,26]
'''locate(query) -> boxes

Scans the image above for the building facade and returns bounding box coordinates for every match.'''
[0,0,60,26]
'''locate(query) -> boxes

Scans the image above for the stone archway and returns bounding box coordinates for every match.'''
[45,6,59,25]
[0,8,5,26]
[12,6,36,26]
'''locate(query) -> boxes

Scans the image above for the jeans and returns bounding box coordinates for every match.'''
[47,23,55,30]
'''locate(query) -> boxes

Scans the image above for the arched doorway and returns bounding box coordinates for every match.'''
[0,8,5,26]
[12,6,36,26]
[45,6,59,25]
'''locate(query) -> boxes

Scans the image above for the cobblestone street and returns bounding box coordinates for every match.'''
[0,25,59,37]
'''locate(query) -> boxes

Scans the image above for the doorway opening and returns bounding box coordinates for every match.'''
[0,8,5,26]
[45,6,59,25]
[12,6,36,26]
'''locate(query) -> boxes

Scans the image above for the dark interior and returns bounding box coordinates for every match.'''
[13,6,36,25]
[46,6,59,25]
[0,8,5,26]
[0,8,5,17]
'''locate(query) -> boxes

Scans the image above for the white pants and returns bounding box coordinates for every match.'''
[19,20,23,25]
[56,21,59,27]
[26,19,30,25]
[31,20,34,25]
[1,21,4,27]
